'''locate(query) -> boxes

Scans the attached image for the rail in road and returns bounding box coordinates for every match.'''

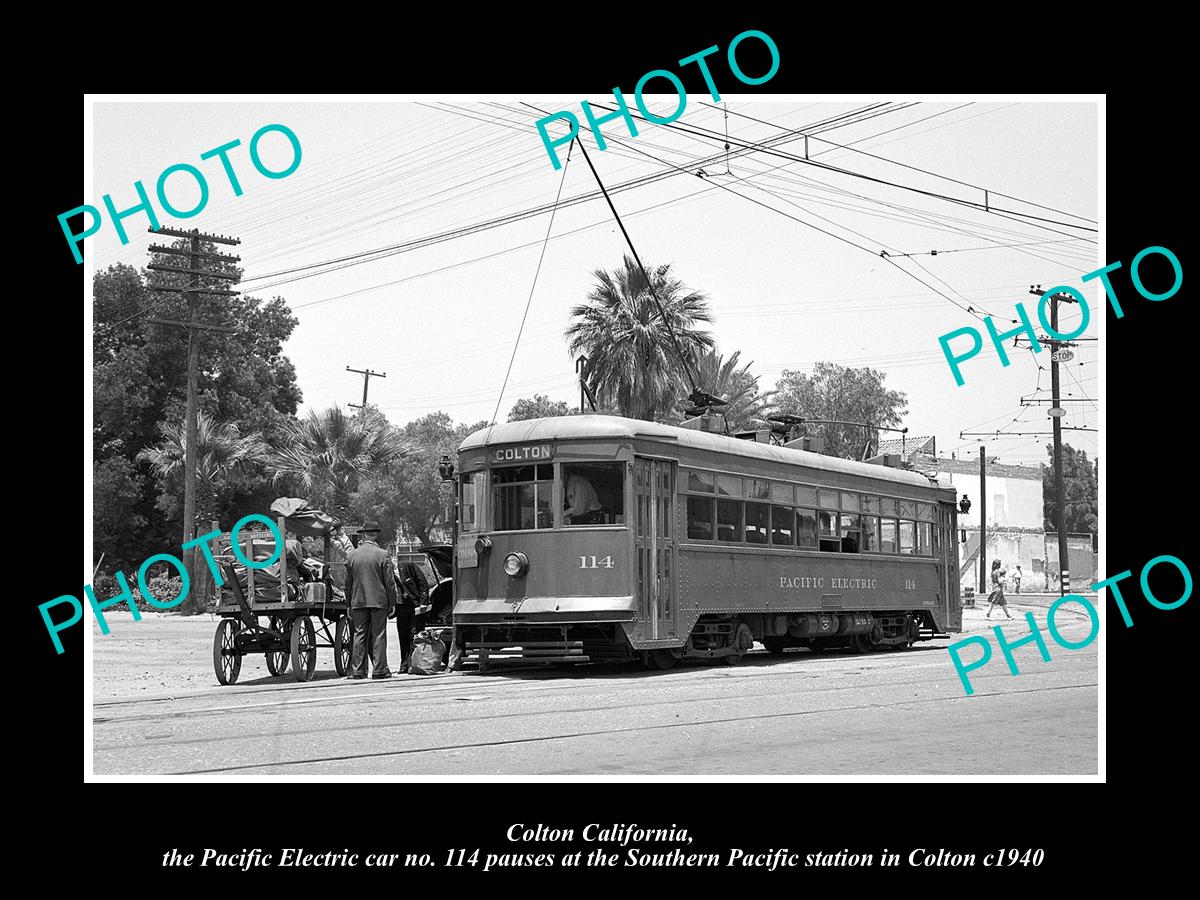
[93,614,1099,776]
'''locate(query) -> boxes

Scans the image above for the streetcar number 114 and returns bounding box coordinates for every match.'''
[580,556,615,569]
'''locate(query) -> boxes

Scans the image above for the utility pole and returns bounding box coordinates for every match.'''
[347,366,386,410]
[979,445,987,596]
[146,227,241,605]
[1030,286,1075,596]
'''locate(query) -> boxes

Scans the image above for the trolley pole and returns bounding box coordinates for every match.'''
[979,446,987,596]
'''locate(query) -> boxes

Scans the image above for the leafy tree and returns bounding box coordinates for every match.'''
[352,412,488,546]
[668,349,773,432]
[566,255,714,421]
[93,258,301,572]
[267,405,407,522]
[771,362,908,460]
[508,394,577,421]
[137,411,268,536]
[1042,443,1098,539]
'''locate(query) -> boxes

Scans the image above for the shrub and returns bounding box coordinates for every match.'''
[91,569,186,613]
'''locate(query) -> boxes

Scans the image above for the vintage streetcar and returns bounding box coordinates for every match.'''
[453,415,962,669]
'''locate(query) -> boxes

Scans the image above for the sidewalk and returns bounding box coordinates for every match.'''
[959,592,1098,634]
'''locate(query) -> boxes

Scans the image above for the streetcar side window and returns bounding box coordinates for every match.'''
[686,496,714,540]
[899,520,917,555]
[796,508,818,549]
[916,502,935,522]
[861,494,880,515]
[493,465,553,531]
[880,497,899,516]
[688,470,715,493]
[839,513,862,553]
[562,462,624,526]
[880,518,898,553]
[770,481,792,504]
[861,515,881,552]
[818,489,838,510]
[460,471,486,533]
[840,492,860,512]
[900,500,917,519]
[744,502,769,544]
[796,485,818,507]
[747,479,770,501]
[771,506,794,546]
[818,509,839,552]
[917,521,933,556]
[716,498,741,542]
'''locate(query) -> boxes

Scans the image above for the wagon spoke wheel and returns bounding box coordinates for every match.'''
[649,649,677,670]
[851,633,875,654]
[213,620,242,685]
[290,616,317,682]
[265,615,291,676]
[334,615,352,676]
[721,622,754,666]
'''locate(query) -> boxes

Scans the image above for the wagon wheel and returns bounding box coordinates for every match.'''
[213,620,242,685]
[266,615,291,675]
[722,622,755,666]
[290,616,317,682]
[648,649,677,670]
[334,615,352,675]
[851,633,875,654]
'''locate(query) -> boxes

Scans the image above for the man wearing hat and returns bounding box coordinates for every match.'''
[343,520,397,679]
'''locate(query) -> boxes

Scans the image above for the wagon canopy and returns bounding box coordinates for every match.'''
[269,497,340,537]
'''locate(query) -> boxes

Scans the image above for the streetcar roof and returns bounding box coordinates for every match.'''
[460,415,943,490]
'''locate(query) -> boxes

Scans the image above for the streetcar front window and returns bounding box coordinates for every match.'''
[562,462,624,526]
[460,471,486,533]
[493,464,553,531]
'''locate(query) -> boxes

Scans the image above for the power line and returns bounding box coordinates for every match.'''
[701,100,1097,226]
[489,142,574,426]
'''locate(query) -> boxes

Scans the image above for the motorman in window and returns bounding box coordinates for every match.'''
[564,471,603,525]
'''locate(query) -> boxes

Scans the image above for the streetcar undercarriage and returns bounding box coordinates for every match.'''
[459,609,942,670]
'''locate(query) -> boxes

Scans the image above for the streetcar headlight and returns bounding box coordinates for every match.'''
[503,551,529,577]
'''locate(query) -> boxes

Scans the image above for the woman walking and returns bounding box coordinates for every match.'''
[986,558,1012,619]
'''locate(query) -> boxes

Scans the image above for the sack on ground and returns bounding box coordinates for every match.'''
[408,630,446,675]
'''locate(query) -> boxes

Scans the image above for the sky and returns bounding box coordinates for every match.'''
[91,97,1100,468]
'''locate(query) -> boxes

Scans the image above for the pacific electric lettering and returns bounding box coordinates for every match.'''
[58,123,302,264]
[937,245,1182,386]
[535,30,780,170]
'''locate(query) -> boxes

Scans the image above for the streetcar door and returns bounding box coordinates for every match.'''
[634,458,677,641]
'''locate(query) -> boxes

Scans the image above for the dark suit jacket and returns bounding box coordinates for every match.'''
[344,540,398,610]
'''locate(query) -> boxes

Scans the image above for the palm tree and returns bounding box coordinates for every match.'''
[567,255,714,421]
[138,412,268,529]
[266,406,407,521]
[672,349,774,432]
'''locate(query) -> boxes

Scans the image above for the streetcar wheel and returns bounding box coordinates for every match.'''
[334,615,352,676]
[851,633,875,654]
[265,616,290,675]
[213,620,241,685]
[290,616,317,682]
[723,623,755,666]
[649,649,677,670]
[763,636,789,655]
